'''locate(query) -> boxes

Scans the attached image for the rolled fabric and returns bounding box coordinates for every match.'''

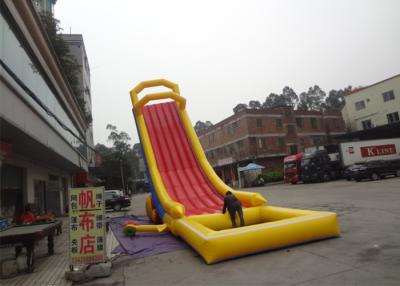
[123,223,137,236]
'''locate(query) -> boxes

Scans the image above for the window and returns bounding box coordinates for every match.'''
[287,125,295,135]
[276,118,283,128]
[227,121,239,134]
[236,140,244,150]
[208,133,215,144]
[296,118,302,128]
[387,112,399,124]
[355,100,366,111]
[278,138,285,148]
[311,118,317,129]
[258,138,265,149]
[299,138,305,146]
[362,120,372,130]
[334,118,341,128]
[382,90,395,102]
[289,145,298,155]
[224,147,229,155]
[256,118,263,128]
[312,136,324,145]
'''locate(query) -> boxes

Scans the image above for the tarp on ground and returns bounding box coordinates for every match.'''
[109,215,185,259]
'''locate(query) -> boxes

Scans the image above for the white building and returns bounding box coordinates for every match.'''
[0,0,91,217]
[342,74,400,132]
[61,34,95,167]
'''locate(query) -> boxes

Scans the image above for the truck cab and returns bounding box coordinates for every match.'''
[283,153,304,184]
[301,150,341,183]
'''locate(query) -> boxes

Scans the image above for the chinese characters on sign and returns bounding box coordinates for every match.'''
[69,187,105,265]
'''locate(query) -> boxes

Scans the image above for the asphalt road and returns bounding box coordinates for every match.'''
[93,177,400,286]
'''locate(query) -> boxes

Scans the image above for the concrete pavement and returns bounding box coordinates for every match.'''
[87,177,400,285]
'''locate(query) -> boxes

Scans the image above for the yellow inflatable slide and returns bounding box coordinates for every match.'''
[130,79,340,264]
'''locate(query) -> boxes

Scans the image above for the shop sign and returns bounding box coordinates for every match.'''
[68,187,105,266]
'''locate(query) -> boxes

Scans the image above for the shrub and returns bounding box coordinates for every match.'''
[258,170,283,183]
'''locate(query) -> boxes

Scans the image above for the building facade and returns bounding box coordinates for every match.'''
[0,0,91,218]
[342,74,400,132]
[198,107,346,186]
[61,34,95,167]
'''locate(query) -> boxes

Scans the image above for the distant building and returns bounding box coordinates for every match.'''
[0,1,91,217]
[341,74,400,132]
[198,107,345,186]
[32,0,57,14]
[61,34,95,167]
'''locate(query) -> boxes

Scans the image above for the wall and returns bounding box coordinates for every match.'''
[342,75,400,131]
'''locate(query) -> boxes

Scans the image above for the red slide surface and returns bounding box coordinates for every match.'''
[143,101,224,216]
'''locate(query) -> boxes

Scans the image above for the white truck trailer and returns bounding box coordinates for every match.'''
[339,138,400,167]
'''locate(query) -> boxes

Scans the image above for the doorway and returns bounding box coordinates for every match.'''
[34,180,46,214]
[1,164,24,219]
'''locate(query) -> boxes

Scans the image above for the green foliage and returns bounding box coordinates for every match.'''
[323,86,352,112]
[196,84,351,130]
[297,85,326,111]
[248,100,262,109]
[94,125,141,192]
[194,120,213,134]
[39,12,85,117]
[263,86,298,108]
[233,103,248,114]
[106,124,131,157]
[258,170,283,183]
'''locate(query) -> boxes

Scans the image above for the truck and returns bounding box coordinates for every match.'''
[283,138,400,183]
[283,153,304,184]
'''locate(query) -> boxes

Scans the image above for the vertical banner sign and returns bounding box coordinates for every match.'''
[69,187,105,265]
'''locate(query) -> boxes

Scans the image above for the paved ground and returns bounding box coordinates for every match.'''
[1,177,399,285]
[87,177,400,286]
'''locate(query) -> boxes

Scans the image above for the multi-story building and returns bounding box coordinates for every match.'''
[342,74,400,132]
[0,0,92,217]
[32,0,57,14]
[198,107,346,186]
[61,34,95,167]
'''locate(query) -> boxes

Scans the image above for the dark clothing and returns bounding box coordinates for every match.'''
[222,194,244,228]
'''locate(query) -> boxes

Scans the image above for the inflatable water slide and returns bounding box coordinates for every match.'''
[130,79,340,264]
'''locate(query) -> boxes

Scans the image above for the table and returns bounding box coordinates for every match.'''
[0,220,62,272]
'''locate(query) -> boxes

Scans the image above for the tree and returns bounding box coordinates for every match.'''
[194,120,213,133]
[297,85,326,111]
[233,103,248,114]
[281,86,298,107]
[263,93,280,108]
[93,125,139,193]
[324,86,352,112]
[106,124,131,157]
[262,86,298,108]
[248,100,262,109]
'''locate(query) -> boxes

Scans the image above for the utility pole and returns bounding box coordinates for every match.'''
[119,159,125,193]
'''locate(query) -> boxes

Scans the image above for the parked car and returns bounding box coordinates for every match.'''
[343,163,365,181]
[352,160,400,182]
[105,191,131,211]
[105,189,124,196]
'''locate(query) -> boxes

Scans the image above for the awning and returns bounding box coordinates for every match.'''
[237,163,264,188]
[238,163,265,172]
